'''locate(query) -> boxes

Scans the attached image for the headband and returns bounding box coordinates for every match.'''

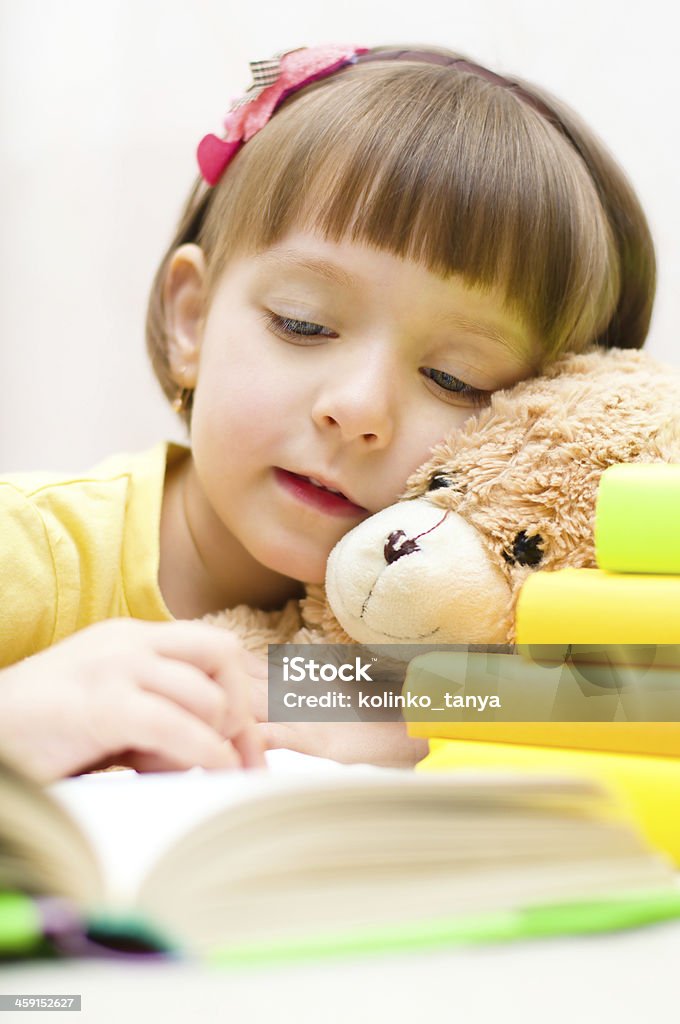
[197,44,567,186]
[197,45,368,185]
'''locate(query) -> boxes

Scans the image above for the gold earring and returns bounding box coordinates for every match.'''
[171,365,192,414]
[172,388,193,414]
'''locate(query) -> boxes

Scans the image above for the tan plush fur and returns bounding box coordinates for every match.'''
[206,348,680,649]
[202,582,352,654]
[401,348,680,639]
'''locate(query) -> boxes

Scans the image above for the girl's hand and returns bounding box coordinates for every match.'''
[257,720,429,768]
[0,619,266,782]
[247,664,428,767]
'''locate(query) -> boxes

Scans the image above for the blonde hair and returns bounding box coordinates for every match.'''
[147,46,655,423]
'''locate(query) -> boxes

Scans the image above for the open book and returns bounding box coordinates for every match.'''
[2,753,680,963]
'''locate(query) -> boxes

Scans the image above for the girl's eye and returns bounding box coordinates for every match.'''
[420,367,491,407]
[262,311,336,341]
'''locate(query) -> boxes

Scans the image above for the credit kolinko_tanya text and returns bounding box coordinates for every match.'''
[278,655,502,712]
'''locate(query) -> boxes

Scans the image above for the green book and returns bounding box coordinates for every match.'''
[595,463,680,574]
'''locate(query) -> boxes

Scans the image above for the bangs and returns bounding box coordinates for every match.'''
[201,62,620,360]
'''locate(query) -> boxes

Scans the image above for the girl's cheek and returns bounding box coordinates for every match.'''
[398,421,463,481]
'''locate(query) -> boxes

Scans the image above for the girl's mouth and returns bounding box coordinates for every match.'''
[274,469,367,518]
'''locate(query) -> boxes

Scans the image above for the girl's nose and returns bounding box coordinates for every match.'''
[310,350,395,448]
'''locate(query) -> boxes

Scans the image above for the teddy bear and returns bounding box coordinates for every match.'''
[324,347,680,647]
[206,347,680,651]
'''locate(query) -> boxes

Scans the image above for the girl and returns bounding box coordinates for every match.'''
[0,43,655,778]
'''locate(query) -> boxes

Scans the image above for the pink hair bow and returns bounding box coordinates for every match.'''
[197,44,369,185]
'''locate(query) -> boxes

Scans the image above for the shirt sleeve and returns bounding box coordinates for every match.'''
[0,483,58,667]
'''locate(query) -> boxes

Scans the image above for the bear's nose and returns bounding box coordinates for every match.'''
[384,530,421,564]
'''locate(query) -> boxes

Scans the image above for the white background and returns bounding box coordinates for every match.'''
[1,0,678,472]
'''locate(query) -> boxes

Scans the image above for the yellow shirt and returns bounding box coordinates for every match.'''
[0,442,187,667]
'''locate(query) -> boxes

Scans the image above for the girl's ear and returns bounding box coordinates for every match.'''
[163,243,207,388]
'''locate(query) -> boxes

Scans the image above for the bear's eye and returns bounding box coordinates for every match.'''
[427,472,456,492]
[502,530,544,567]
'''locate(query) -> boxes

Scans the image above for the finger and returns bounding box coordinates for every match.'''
[142,622,258,736]
[242,650,269,679]
[257,721,303,753]
[142,621,251,679]
[135,654,229,732]
[248,677,269,723]
[209,657,257,743]
[230,722,266,769]
[122,691,241,770]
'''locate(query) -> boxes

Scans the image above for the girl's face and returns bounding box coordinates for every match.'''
[167,230,537,584]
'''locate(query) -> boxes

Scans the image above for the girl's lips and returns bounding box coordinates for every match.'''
[274,469,367,518]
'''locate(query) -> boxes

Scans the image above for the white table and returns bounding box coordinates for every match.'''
[3,920,680,1024]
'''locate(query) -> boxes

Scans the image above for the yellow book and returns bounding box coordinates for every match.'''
[407,723,680,758]
[403,650,680,757]
[419,738,680,864]
[511,568,680,755]
[515,568,680,644]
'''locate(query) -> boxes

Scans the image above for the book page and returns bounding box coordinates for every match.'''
[48,752,609,909]
[48,751,383,902]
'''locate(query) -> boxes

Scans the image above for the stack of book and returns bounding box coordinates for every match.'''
[516,462,680,644]
[409,463,680,863]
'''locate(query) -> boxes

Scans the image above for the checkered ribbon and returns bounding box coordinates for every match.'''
[197,45,368,185]
[230,49,299,109]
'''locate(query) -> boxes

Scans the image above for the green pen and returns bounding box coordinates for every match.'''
[206,889,680,969]
[0,891,176,959]
[0,891,47,957]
